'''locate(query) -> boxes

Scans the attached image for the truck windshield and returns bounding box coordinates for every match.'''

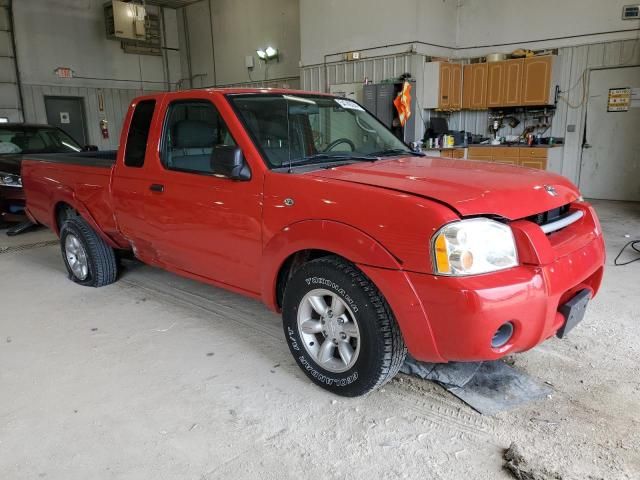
[0,126,82,155]
[228,94,412,169]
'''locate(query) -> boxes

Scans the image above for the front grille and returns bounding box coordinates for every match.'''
[526,204,571,227]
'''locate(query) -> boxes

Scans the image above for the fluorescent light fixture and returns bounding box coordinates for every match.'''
[0,117,8,123]
[256,49,267,59]
[265,46,278,58]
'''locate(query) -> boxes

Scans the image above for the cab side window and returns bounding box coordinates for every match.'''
[124,100,156,168]
[162,100,236,174]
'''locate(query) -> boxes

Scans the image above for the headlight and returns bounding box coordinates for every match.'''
[0,172,22,188]
[432,218,518,276]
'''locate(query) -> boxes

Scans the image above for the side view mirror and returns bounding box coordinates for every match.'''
[83,145,99,152]
[211,145,251,181]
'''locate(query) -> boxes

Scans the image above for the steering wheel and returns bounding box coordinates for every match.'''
[323,138,356,152]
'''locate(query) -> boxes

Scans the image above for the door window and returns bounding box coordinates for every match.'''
[124,99,156,168]
[161,100,236,174]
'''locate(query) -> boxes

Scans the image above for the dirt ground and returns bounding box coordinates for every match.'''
[1,200,638,479]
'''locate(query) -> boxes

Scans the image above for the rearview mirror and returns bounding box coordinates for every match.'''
[211,145,251,181]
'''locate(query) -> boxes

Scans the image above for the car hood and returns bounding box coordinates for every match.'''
[310,156,579,220]
[0,155,23,175]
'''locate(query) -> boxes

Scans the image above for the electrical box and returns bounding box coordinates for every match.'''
[622,4,640,19]
[329,82,364,104]
[104,1,146,41]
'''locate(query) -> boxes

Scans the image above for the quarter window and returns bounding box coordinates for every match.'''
[124,99,155,168]
[162,100,236,174]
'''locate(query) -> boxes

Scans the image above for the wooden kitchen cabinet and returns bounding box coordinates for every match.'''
[466,146,549,170]
[518,147,548,169]
[522,56,556,106]
[502,59,524,106]
[462,63,488,109]
[486,59,523,108]
[486,62,504,108]
[423,61,462,111]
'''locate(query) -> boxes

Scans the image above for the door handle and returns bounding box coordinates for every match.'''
[149,183,164,193]
[583,143,592,149]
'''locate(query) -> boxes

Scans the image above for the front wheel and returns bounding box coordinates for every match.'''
[60,216,118,287]
[282,256,406,396]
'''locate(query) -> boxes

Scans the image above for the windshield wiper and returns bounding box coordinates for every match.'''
[366,148,423,157]
[288,153,378,167]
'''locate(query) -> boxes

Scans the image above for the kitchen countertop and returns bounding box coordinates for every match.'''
[424,144,562,149]
[465,144,562,148]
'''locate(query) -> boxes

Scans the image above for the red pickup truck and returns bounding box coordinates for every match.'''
[21,89,605,396]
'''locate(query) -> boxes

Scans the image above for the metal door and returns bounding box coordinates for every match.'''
[44,96,88,146]
[579,66,640,201]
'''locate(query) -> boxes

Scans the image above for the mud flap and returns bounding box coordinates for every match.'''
[401,358,551,415]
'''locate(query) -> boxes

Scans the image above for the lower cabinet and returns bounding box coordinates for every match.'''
[467,146,549,170]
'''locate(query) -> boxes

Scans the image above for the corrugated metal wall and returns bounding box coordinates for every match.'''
[21,85,147,150]
[302,53,416,92]
[0,0,21,122]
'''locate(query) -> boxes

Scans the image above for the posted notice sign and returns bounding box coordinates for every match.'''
[607,87,631,112]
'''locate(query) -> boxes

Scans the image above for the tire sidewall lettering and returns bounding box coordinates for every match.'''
[304,276,359,313]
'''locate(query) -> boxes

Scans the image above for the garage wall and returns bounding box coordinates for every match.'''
[9,0,181,149]
[456,0,640,55]
[0,0,21,122]
[178,0,300,88]
[299,0,457,67]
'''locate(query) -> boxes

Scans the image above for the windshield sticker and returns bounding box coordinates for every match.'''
[334,99,364,111]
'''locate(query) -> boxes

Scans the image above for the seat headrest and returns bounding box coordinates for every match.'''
[173,120,216,149]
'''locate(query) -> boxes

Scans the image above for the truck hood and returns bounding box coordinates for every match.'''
[310,156,579,220]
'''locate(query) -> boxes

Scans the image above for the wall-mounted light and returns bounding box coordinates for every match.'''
[256,46,278,61]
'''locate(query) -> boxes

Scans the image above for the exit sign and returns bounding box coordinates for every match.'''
[54,67,74,78]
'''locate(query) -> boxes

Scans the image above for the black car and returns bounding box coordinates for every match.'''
[0,124,90,229]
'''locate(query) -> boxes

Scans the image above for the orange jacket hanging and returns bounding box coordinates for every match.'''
[393,81,412,126]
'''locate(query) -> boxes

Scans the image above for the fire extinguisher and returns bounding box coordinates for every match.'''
[99,119,109,139]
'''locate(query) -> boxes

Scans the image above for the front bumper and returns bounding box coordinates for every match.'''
[0,186,27,222]
[360,203,605,363]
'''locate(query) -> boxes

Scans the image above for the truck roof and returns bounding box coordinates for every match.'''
[134,87,331,103]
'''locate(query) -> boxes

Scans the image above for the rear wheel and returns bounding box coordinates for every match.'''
[282,255,406,396]
[59,216,117,287]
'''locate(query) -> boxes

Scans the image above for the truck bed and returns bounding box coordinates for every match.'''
[21,151,119,240]
[26,150,117,169]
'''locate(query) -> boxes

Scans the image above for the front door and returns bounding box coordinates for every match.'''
[579,66,640,201]
[144,97,263,294]
[44,96,88,146]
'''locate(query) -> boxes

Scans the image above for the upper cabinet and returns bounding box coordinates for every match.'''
[487,58,525,108]
[502,59,524,106]
[522,56,556,106]
[423,62,462,111]
[462,63,488,110]
[426,55,559,111]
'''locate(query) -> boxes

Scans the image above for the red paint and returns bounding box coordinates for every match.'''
[20,89,606,363]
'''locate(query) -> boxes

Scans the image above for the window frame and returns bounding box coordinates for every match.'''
[159,98,240,177]
[124,99,156,168]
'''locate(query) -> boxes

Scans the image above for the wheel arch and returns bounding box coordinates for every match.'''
[262,220,402,311]
[50,198,120,249]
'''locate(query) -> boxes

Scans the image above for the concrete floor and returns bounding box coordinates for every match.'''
[1,200,639,479]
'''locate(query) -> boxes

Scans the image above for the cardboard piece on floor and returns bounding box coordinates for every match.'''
[401,358,551,415]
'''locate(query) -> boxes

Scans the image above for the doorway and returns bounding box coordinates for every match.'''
[44,96,89,146]
[579,66,640,201]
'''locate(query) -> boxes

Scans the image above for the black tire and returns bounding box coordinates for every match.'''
[59,216,118,287]
[282,255,406,396]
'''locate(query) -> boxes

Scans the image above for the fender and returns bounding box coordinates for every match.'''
[261,219,402,310]
[50,191,122,249]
